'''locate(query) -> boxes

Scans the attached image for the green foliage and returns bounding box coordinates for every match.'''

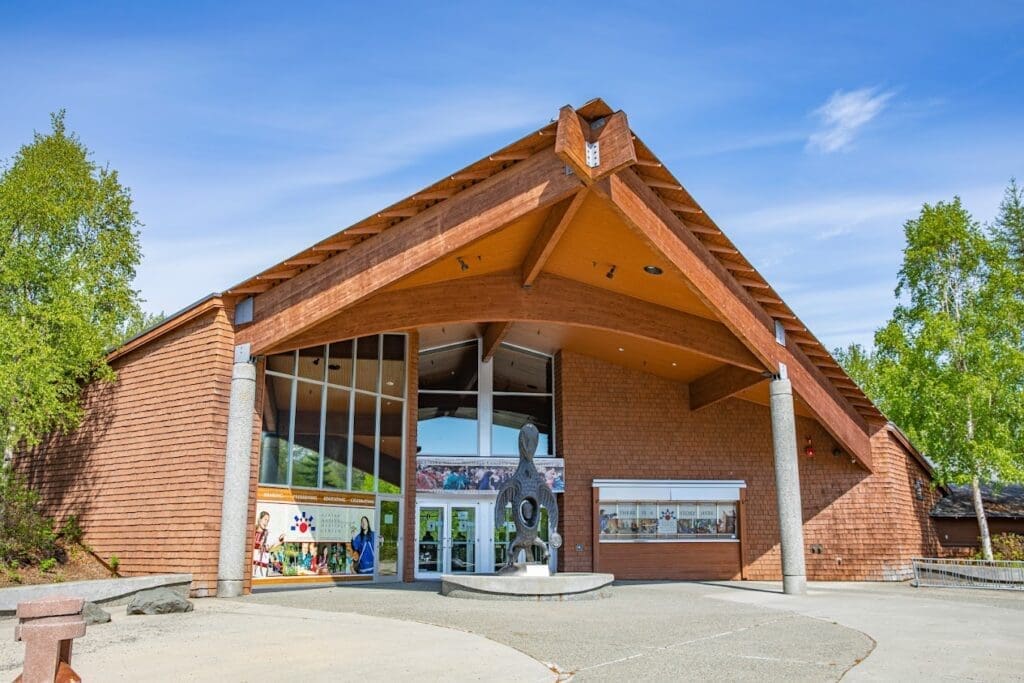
[59,515,85,545]
[972,533,1024,562]
[0,111,143,454]
[108,553,120,575]
[118,309,166,344]
[991,533,1024,561]
[991,178,1024,270]
[843,194,1024,488]
[0,464,57,564]
[39,557,57,572]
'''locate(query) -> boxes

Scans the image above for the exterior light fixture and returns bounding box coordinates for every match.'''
[606,265,617,280]
[803,436,815,458]
[457,256,469,272]
[643,265,663,275]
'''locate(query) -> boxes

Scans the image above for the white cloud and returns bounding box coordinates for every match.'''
[807,87,894,153]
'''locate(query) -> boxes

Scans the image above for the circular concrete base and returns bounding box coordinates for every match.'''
[441,573,614,601]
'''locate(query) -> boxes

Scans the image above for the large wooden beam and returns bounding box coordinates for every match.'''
[555,106,637,184]
[689,365,767,411]
[594,169,873,470]
[264,272,764,373]
[481,321,513,361]
[521,190,587,287]
[238,149,583,353]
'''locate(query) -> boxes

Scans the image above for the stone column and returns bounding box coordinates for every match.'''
[769,376,807,595]
[216,345,257,598]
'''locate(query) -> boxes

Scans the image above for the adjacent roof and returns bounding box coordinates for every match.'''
[221,97,884,425]
[931,484,1024,519]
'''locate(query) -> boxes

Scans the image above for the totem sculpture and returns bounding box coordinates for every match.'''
[494,423,562,573]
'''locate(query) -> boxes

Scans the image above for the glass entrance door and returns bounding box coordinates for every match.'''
[449,506,477,573]
[376,497,401,582]
[416,505,444,577]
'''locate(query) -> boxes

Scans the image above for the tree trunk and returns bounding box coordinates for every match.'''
[971,476,994,560]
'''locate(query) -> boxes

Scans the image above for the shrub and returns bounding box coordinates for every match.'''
[59,515,85,545]
[991,533,1024,561]
[0,464,56,565]
[109,554,120,576]
[39,557,57,573]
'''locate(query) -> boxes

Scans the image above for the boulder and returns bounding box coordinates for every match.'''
[82,601,111,625]
[126,588,193,616]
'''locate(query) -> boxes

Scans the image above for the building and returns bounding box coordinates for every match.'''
[932,484,1024,550]
[18,98,941,597]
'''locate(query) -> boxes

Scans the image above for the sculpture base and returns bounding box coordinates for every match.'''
[440,572,614,601]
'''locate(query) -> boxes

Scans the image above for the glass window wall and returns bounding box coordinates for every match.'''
[259,334,407,493]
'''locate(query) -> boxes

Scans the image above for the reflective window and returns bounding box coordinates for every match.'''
[326,340,354,387]
[259,373,292,485]
[492,345,552,393]
[379,396,403,493]
[419,341,478,392]
[297,346,325,383]
[351,392,377,491]
[356,336,379,394]
[290,380,323,488]
[417,393,478,455]
[416,340,553,457]
[417,340,480,456]
[322,387,351,489]
[492,395,553,456]
[258,334,406,492]
[381,334,406,398]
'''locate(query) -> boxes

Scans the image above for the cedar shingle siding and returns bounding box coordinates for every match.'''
[17,305,234,596]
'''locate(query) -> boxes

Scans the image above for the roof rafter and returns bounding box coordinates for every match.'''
[593,168,873,469]
[236,148,584,354]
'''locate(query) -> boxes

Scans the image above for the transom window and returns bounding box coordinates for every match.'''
[260,334,407,493]
[417,340,554,457]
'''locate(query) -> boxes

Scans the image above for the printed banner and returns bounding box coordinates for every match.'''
[253,488,377,583]
[415,457,565,494]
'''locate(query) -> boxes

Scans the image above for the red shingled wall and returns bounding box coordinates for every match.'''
[556,351,940,580]
[16,306,235,596]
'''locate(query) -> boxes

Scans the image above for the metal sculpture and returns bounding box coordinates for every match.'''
[494,423,561,573]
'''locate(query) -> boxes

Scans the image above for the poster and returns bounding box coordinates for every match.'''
[415,457,565,494]
[252,487,376,583]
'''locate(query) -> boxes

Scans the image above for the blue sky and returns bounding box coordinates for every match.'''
[2,2,1022,350]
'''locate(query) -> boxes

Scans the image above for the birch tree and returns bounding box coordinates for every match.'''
[852,196,1024,560]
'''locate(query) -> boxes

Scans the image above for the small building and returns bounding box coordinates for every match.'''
[931,484,1024,550]
[18,99,941,596]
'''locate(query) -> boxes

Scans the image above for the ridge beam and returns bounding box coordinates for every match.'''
[555,105,637,184]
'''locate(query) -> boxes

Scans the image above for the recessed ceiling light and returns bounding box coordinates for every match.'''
[671,362,677,367]
[644,265,663,275]
[385,380,395,386]
[618,347,625,352]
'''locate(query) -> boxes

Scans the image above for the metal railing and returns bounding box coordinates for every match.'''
[912,557,1024,591]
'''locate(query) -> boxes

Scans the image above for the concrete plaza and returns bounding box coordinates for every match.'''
[2,581,1022,681]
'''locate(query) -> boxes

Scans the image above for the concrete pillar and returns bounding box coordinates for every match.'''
[769,377,807,595]
[216,345,257,598]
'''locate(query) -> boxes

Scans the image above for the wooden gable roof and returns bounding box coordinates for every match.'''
[221,98,882,467]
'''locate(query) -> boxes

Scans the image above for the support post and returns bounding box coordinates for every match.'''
[769,376,807,595]
[217,344,257,598]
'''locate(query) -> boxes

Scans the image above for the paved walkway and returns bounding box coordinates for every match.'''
[3,580,1022,681]
[0,600,554,682]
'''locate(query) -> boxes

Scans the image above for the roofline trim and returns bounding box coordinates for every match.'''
[107,293,224,363]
